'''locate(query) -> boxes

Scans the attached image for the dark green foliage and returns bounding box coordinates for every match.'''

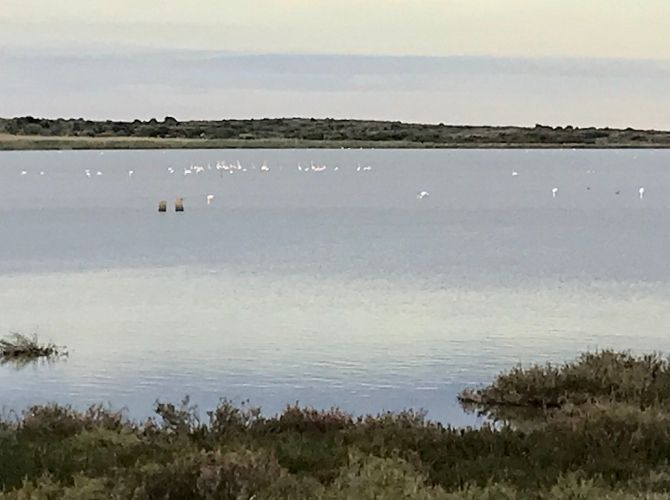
[5,351,670,498]
[1,117,669,149]
[459,350,670,410]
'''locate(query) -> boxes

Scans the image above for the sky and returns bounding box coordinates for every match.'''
[2,0,669,59]
[1,1,669,127]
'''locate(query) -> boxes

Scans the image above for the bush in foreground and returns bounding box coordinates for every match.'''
[3,352,670,498]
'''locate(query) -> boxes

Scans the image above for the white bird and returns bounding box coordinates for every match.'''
[333,166,339,171]
[167,167,175,174]
[85,169,91,178]
[128,170,134,177]
[512,171,518,177]
[183,168,192,176]
[40,171,45,176]
[260,163,270,172]
[20,170,27,176]
[362,165,372,171]
[96,171,103,176]
[639,187,645,199]
[552,187,559,198]
[206,194,215,205]
[416,191,430,200]
[356,164,362,172]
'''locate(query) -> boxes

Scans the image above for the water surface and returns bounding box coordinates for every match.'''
[1,149,668,425]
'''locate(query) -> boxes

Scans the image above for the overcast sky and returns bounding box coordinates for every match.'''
[2,0,669,58]
[2,1,669,127]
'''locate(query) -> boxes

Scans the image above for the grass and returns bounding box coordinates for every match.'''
[3,351,670,498]
[0,333,66,367]
[1,133,668,150]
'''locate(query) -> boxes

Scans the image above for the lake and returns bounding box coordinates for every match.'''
[1,148,669,425]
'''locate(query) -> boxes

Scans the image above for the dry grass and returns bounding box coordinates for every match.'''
[0,333,66,366]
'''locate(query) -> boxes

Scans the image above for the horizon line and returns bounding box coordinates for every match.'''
[3,45,670,65]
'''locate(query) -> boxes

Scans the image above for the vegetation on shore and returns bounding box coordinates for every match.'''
[1,117,670,150]
[0,333,66,367]
[2,350,670,498]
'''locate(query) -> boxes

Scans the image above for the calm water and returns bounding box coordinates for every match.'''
[1,149,669,425]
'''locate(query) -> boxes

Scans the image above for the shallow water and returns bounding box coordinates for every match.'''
[1,149,669,425]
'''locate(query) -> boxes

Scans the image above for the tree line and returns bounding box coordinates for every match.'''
[1,116,669,146]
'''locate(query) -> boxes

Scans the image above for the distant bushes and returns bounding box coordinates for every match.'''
[1,117,668,147]
[5,352,670,498]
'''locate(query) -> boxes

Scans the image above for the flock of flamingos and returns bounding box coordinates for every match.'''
[16,159,647,203]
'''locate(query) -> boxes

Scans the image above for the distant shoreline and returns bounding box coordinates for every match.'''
[1,117,669,150]
[2,135,670,151]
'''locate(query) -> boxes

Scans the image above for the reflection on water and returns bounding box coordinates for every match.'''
[0,149,669,424]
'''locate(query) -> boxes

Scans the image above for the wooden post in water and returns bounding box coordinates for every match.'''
[158,200,167,213]
[175,197,184,212]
